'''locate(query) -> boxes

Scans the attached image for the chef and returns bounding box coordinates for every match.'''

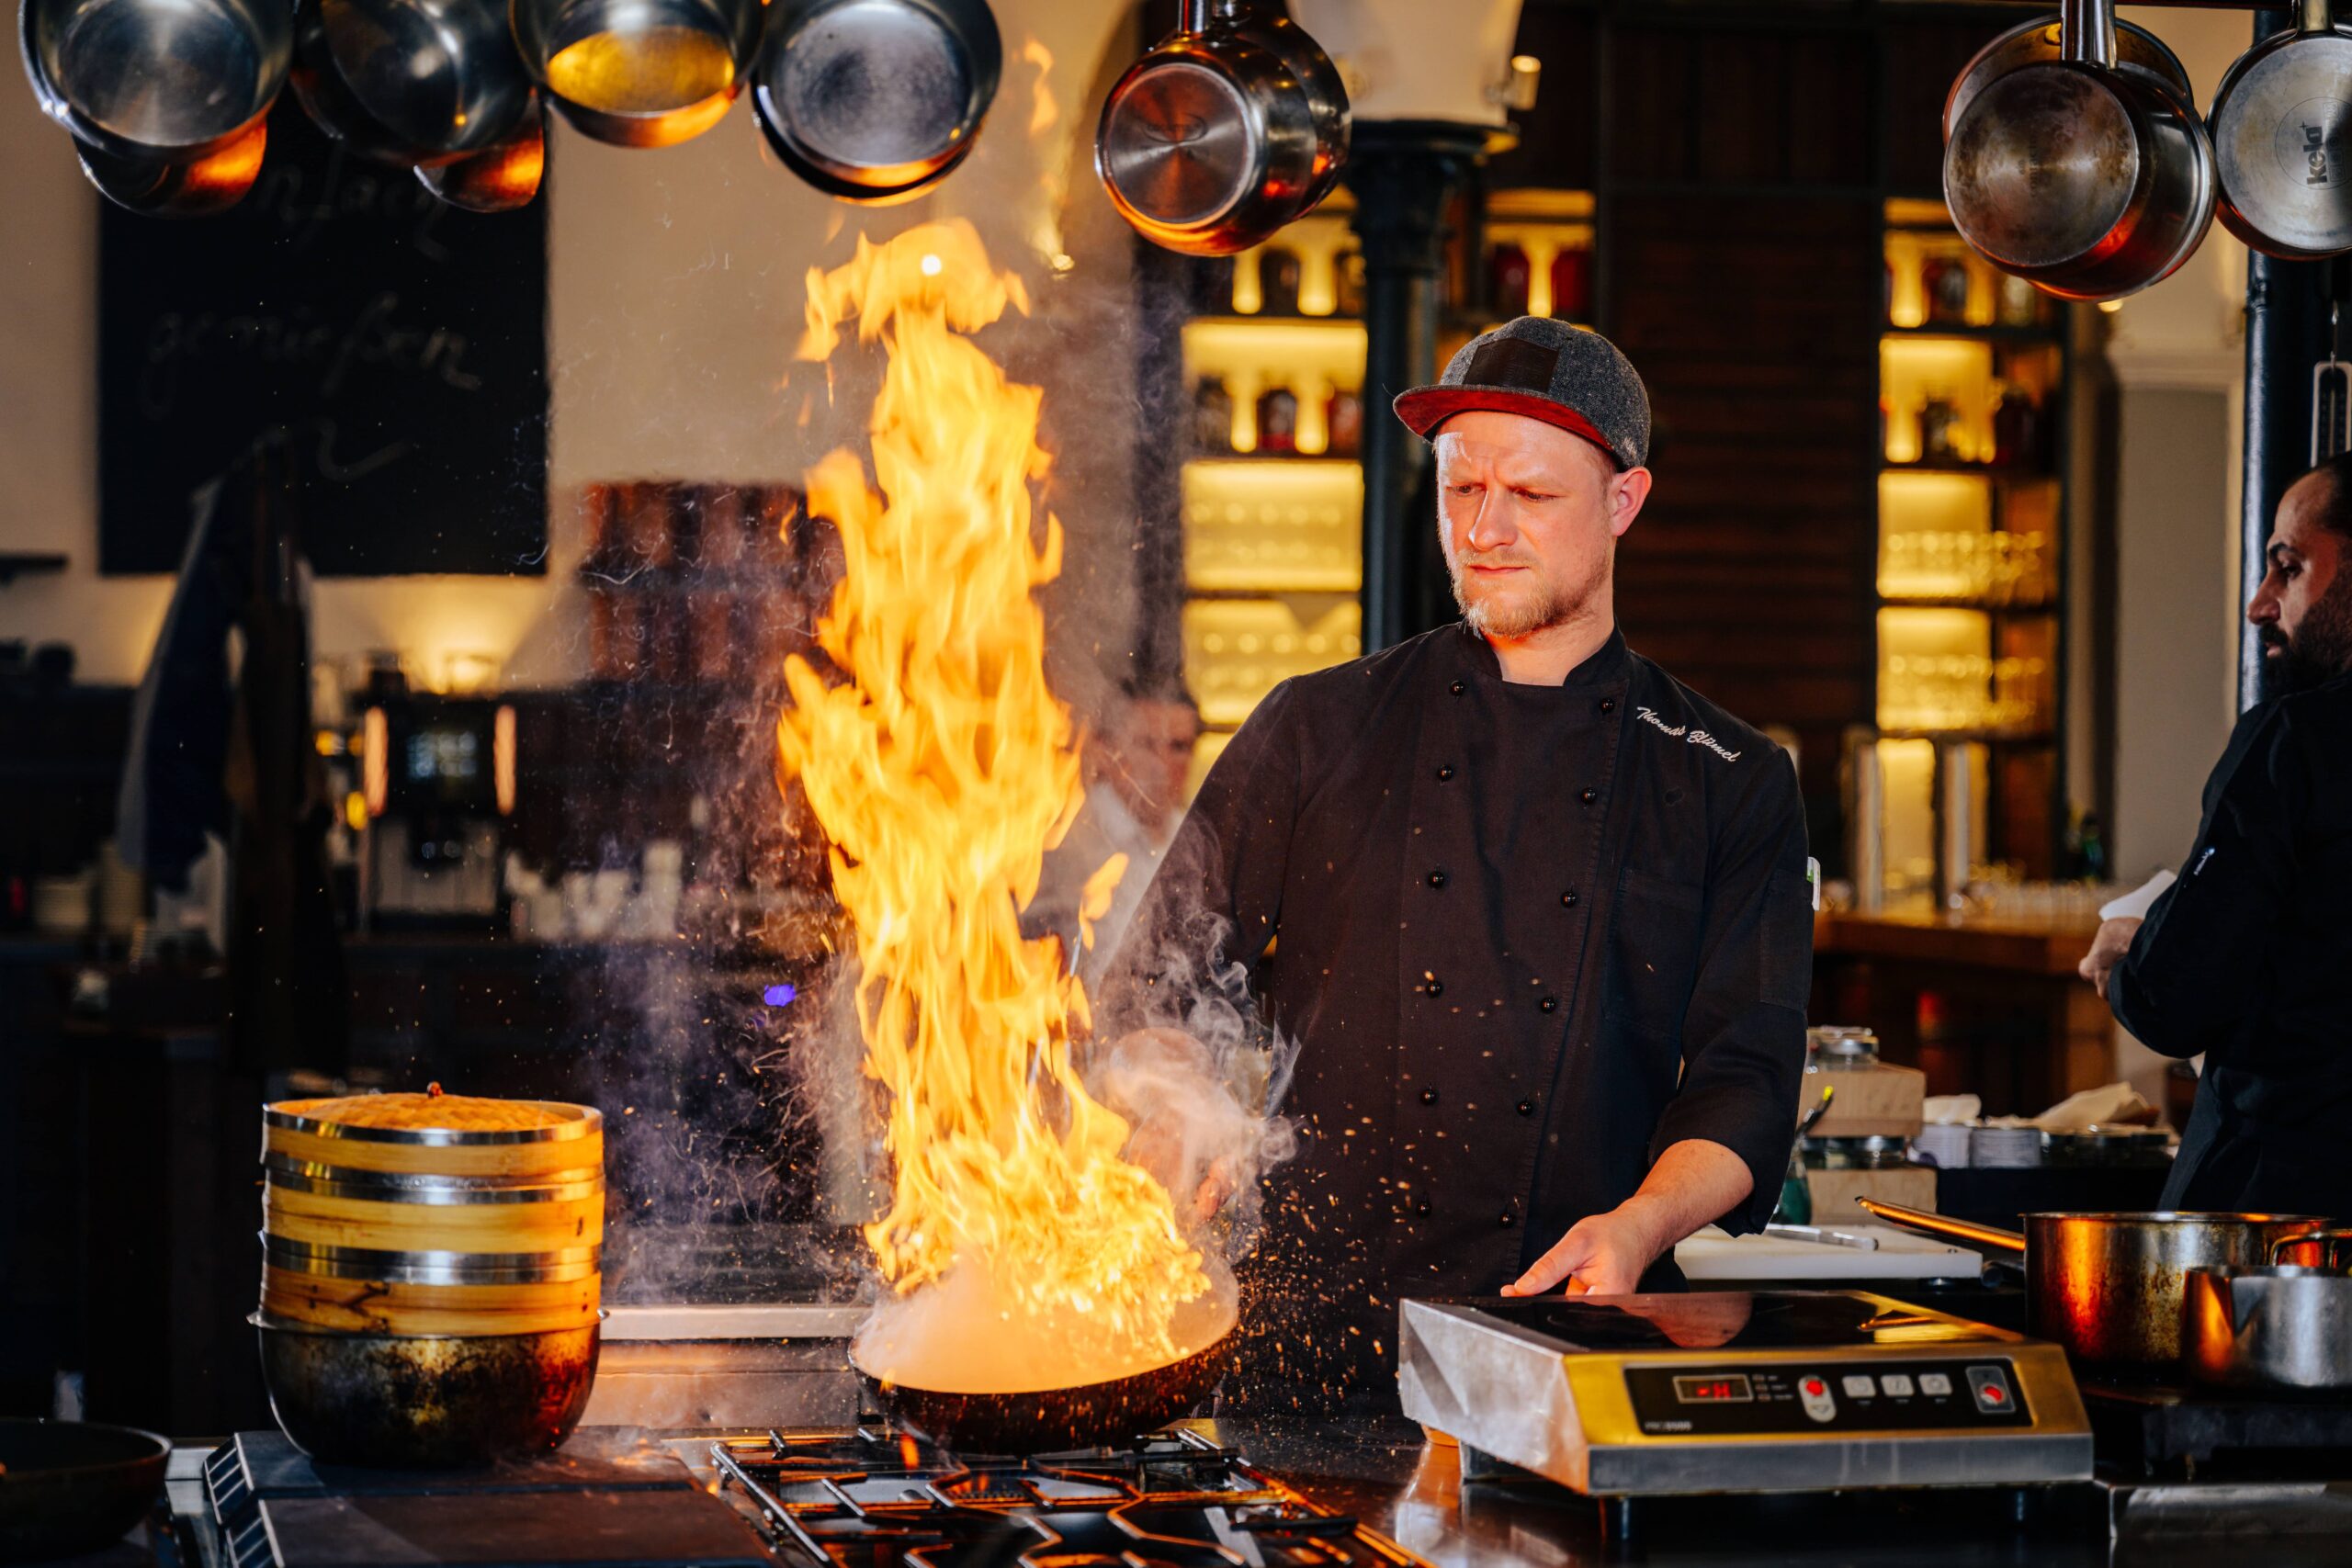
[2078,455,2352,1220]
[1099,318,1814,1405]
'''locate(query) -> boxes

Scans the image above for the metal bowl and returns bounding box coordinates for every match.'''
[20,0,291,160]
[77,117,266,217]
[253,1314,600,1468]
[288,0,531,165]
[511,0,762,148]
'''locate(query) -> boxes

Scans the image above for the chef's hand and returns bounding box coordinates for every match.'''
[1502,1203,1662,1297]
[1102,1027,1238,1227]
[2077,916,2143,999]
[1499,1139,1753,1297]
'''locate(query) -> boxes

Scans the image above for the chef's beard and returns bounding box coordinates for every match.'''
[1443,538,1610,642]
[2264,570,2352,694]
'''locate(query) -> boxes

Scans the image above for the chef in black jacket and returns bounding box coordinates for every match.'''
[1099,318,1814,1404]
[2079,454,2352,1220]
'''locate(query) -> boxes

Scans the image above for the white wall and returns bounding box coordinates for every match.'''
[0,0,1139,694]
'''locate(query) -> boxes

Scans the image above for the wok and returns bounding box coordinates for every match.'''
[1859,1200,2325,1368]
[854,1305,1236,1452]
[0,1419,170,1564]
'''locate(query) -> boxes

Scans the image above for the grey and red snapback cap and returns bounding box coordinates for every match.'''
[1392,316,1651,470]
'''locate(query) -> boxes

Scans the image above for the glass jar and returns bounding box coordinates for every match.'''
[1805,1026,1881,1069]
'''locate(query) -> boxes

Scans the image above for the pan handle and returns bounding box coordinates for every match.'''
[2060,0,2117,70]
[1854,1198,2029,1255]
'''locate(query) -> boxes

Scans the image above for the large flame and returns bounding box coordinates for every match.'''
[778,221,1210,1380]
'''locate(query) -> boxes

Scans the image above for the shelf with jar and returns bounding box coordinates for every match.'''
[1868,199,2073,884]
[1476,187,1596,327]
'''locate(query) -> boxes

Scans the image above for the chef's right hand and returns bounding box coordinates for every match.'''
[2076,916,2143,999]
[1102,1027,1235,1227]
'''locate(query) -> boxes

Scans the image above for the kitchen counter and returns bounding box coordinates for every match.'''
[120,1418,2352,1568]
[1811,909,2117,1115]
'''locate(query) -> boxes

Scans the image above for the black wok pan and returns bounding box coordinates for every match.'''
[854,1313,1236,1452]
[0,1419,170,1564]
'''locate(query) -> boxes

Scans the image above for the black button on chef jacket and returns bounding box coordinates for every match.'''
[1098,625,1814,1410]
[2109,671,2352,1220]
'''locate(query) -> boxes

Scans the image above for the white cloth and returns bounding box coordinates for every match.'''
[2100,869,2176,921]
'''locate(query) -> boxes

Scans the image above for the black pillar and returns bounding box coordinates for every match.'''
[2239,10,2335,712]
[1345,120,1491,653]
[2240,256,2333,712]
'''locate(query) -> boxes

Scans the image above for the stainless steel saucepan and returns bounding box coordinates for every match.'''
[1859,1200,2326,1369]
[20,0,291,161]
[1943,11,2194,143]
[2182,1265,2352,1394]
[288,0,533,166]
[2211,0,2352,258]
[1943,0,2215,302]
[511,0,763,147]
[1095,0,1350,257]
[752,0,1002,204]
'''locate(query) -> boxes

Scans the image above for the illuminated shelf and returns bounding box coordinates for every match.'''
[1883,325,2064,344]
[1182,459,1363,593]
[1881,460,2056,478]
[1880,595,2058,612]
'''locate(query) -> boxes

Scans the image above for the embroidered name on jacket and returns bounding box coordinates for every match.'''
[1635,705,1742,762]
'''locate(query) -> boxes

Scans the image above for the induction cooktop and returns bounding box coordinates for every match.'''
[1397,1290,2093,1497]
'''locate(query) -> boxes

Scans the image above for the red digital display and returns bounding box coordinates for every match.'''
[1671,1374,1755,1404]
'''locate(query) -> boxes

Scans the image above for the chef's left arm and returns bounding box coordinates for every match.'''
[1508,750,1814,1295]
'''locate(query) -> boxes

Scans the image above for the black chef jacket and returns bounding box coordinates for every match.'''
[2109,672,2352,1221]
[1099,625,1813,1406]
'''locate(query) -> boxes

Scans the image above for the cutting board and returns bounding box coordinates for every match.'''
[1675,1224,1984,1281]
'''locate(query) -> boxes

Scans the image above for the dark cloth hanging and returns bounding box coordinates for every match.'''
[1100,625,1814,1410]
[118,438,348,1072]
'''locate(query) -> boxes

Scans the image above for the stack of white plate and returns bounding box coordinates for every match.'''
[1971,1125,2043,1168]
[1913,1122,1973,1168]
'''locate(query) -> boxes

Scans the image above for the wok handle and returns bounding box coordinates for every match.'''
[2060,0,2117,70]
[1854,1198,2029,1255]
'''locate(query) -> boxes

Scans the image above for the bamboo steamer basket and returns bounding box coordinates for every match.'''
[258,1097,605,1338]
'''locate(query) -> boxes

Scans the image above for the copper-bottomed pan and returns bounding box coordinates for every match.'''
[1860,1201,2326,1368]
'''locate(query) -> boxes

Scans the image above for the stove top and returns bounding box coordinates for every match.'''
[709,1427,1424,1567]
[1455,1288,2027,1354]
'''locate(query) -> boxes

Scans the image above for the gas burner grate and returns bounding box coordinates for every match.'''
[711,1427,1421,1568]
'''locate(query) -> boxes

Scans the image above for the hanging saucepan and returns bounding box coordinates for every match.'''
[1944,0,2215,303]
[416,95,547,212]
[19,0,290,162]
[76,118,266,217]
[1943,11,2194,144]
[1860,1200,2326,1369]
[1095,0,1350,257]
[751,0,1001,204]
[288,0,531,166]
[511,0,762,148]
[2211,0,2352,259]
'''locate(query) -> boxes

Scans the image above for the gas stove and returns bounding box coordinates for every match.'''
[709,1427,1424,1567]
[185,1427,1421,1568]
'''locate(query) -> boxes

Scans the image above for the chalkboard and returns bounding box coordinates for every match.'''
[97,100,548,577]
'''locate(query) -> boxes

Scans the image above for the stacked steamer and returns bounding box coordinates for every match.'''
[254,1091,605,1467]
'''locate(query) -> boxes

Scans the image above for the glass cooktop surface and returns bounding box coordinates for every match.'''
[1444,1291,2014,1353]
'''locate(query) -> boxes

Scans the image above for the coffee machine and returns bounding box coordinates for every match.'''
[359,694,515,930]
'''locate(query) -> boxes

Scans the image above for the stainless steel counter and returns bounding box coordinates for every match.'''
[1192,1417,2352,1568]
